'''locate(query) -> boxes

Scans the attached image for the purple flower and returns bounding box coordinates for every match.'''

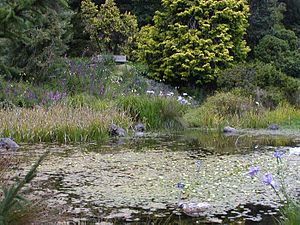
[248,166,260,177]
[176,182,185,190]
[273,150,283,159]
[263,173,276,188]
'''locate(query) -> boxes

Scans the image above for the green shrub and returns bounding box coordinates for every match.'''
[116,95,187,130]
[254,28,300,78]
[217,62,300,107]
[184,91,300,129]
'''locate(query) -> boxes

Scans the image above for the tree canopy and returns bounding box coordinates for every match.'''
[0,0,72,81]
[135,0,250,87]
[81,0,138,54]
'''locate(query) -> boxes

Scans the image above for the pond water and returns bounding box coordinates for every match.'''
[16,129,300,224]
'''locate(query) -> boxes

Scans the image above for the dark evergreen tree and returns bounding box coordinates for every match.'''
[0,0,72,81]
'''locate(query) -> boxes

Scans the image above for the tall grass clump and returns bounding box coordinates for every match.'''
[116,95,187,130]
[0,152,48,225]
[0,104,132,143]
[184,91,300,129]
[280,201,300,225]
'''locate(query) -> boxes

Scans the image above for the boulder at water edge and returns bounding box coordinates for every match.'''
[134,123,145,132]
[178,202,211,217]
[268,124,279,130]
[223,126,237,133]
[0,138,19,150]
[108,124,126,137]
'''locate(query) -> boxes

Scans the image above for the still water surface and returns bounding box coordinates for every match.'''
[18,130,300,224]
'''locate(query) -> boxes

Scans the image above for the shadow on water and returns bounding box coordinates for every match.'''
[18,129,300,225]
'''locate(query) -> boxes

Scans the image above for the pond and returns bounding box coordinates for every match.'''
[16,129,300,224]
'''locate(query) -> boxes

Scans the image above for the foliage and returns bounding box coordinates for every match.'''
[117,0,161,26]
[116,95,187,130]
[0,152,48,225]
[0,0,72,81]
[81,0,138,54]
[246,0,286,49]
[135,0,250,87]
[0,77,67,108]
[217,62,300,107]
[183,91,300,129]
[0,104,132,143]
[254,27,300,78]
[280,200,300,225]
[283,0,300,37]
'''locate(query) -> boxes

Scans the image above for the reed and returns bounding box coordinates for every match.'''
[0,104,132,143]
[0,152,48,225]
[116,95,187,130]
[184,99,300,129]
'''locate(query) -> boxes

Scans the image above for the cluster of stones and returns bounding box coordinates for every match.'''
[108,123,145,138]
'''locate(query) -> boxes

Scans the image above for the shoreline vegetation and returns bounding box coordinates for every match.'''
[0,90,299,144]
[0,60,299,144]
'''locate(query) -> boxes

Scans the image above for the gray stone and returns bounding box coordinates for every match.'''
[134,132,144,138]
[134,123,145,132]
[108,124,126,137]
[0,138,19,150]
[268,124,279,130]
[178,202,211,217]
[223,126,237,133]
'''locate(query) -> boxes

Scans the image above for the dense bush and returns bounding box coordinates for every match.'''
[184,91,300,129]
[217,62,300,107]
[254,28,300,78]
[135,0,250,87]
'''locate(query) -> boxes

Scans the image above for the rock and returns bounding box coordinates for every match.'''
[268,124,279,130]
[223,126,237,133]
[178,202,211,217]
[0,138,19,150]
[134,132,144,138]
[108,124,125,137]
[134,123,145,132]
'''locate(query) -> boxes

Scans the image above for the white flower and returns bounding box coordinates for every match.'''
[146,90,155,94]
[166,91,174,97]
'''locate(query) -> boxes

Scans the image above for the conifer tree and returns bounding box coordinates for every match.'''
[0,0,72,80]
[135,0,250,87]
[81,0,138,54]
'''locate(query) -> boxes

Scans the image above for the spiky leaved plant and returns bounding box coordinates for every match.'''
[0,151,48,225]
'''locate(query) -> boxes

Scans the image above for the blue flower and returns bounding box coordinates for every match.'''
[273,150,283,159]
[248,166,260,177]
[263,173,276,188]
[176,182,185,190]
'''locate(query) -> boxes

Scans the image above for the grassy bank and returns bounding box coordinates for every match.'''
[184,92,300,130]
[0,103,132,143]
